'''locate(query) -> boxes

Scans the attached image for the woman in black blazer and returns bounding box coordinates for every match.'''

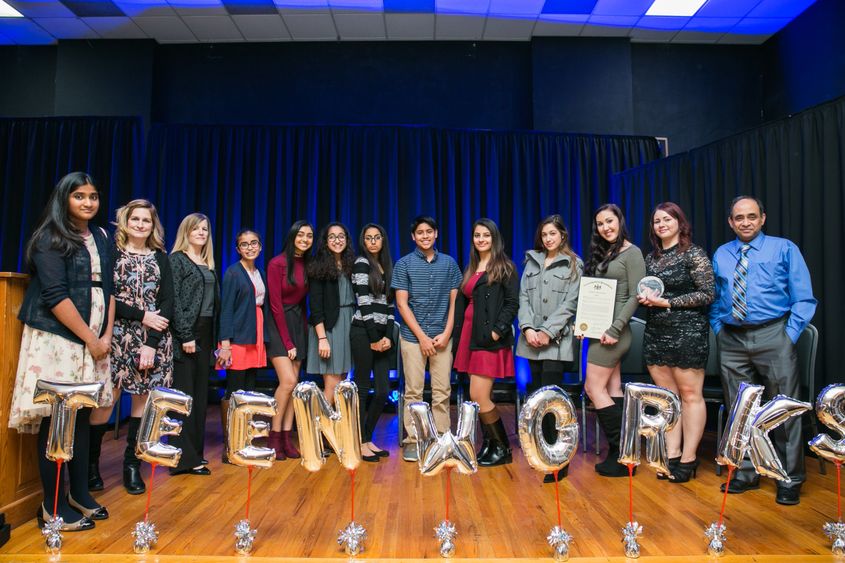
[217,229,269,461]
[306,223,355,405]
[453,218,519,467]
[167,213,220,476]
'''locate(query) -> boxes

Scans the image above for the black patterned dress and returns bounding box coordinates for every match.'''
[112,249,174,394]
[643,244,715,369]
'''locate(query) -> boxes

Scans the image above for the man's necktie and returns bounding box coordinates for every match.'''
[731,243,751,321]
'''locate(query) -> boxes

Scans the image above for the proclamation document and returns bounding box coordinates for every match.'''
[573,277,617,339]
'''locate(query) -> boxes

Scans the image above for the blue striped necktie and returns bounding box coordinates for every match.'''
[731,243,751,321]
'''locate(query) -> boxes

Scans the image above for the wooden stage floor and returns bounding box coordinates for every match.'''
[0,405,841,561]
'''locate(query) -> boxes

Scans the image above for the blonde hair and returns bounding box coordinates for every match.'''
[114,199,165,251]
[171,212,215,270]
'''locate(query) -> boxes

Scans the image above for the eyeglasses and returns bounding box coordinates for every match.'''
[327,234,347,242]
[364,235,382,243]
[238,240,261,249]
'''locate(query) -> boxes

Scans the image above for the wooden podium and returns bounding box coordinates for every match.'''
[0,273,40,529]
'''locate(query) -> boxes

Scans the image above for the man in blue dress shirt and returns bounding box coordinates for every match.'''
[392,216,463,462]
[710,196,817,505]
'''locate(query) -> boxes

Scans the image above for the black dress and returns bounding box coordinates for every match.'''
[643,244,715,369]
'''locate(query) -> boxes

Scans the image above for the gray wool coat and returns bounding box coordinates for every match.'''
[515,249,583,362]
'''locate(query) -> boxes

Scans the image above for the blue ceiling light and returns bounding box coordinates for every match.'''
[541,0,597,14]
[682,16,740,31]
[330,0,384,9]
[0,17,54,42]
[728,17,792,35]
[222,0,276,14]
[592,0,652,17]
[637,15,690,29]
[488,0,544,16]
[695,0,762,18]
[61,0,125,16]
[646,0,706,17]
[273,0,328,8]
[747,0,817,18]
[384,0,433,12]
[0,0,24,16]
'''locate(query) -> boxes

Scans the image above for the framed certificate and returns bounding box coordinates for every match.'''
[573,277,617,339]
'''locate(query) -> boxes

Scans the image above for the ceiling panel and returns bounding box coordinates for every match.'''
[0,17,56,42]
[434,0,487,15]
[534,13,587,36]
[33,16,99,38]
[282,11,337,39]
[7,0,76,18]
[182,14,244,39]
[696,0,763,18]
[487,0,544,17]
[81,16,147,37]
[434,13,484,39]
[114,0,176,17]
[333,11,385,39]
[231,13,290,39]
[384,12,433,39]
[483,15,535,40]
[168,0,228,16]
[132,15,196,40]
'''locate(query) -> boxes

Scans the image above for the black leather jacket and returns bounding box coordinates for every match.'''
[18,227,113,344]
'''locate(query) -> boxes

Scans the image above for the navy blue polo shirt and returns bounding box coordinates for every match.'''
[391,248,462,342]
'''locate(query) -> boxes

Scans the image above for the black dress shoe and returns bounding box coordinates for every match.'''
[201,459,209,465]
[37,505,95,532]
[720,478,760,494]
[88,462,104,492]
[68,494,109,520]
[170,466,211,476]
[776,486,801,505]
[362,453,380,463]
[372,448,389,458]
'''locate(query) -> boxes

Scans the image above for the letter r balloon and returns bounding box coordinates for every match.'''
[618,383,681,475]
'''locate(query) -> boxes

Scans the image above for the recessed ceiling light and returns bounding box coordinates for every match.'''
[0,0,23,17]
[646,0,707,17]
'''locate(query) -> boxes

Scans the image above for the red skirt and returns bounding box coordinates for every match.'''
[453,301,514,379]
[229,306,267,370]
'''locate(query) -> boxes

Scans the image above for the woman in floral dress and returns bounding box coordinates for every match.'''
[9,172,115,531]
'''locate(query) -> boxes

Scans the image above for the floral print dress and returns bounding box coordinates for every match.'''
[111,249,173,394]
[8,234,113,434]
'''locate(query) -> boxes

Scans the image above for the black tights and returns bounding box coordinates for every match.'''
[38,408,100,521]
[527,360,569,444]
[225,368,258,399]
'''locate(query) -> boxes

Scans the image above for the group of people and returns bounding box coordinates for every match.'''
[7,171,816,534]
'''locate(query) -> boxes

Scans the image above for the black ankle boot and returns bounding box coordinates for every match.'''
[479,417,512,467]
[594,399,630,478]
[88,423,108,491]
[123,417,145,495]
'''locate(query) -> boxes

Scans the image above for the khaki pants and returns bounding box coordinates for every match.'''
[400,336,453,441]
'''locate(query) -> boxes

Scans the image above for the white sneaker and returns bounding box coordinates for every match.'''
[402,443,418,462]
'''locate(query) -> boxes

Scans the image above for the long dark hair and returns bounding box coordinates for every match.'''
[25,172,99,266]
[358,223,393,299]
[283,220,314,286]
[585,204,630,276]
[648,201,692,258]
[307,222,355,280]
[531,214,579,280]
[462,218,515,288]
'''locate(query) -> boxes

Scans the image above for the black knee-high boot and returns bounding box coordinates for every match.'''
[123,416,145,495]
[36,417,94,530]
[478,408,512,467]
[88,422,108,491]
[594,397,631,477]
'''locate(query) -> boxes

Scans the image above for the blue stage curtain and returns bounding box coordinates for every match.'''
[612,95,845,390]
[145,124,660,271]
[0,116,143,272]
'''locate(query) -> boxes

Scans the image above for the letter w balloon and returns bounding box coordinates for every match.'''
[517,386,579,474]
[618,383,681,475]
[717,382,811,481]
[409,401,479,476]
[293,380,362,472]
[809,384,845,464]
